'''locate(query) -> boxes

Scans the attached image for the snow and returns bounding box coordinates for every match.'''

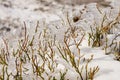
[0,0,120,80]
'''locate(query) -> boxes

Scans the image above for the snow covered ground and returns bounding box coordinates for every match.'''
[0,0,120,80]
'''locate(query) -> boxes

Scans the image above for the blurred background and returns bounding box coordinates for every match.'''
[55,0,105,5]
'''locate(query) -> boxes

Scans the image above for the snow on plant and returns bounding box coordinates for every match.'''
[82,4,120,57]
[0,17,99,80]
